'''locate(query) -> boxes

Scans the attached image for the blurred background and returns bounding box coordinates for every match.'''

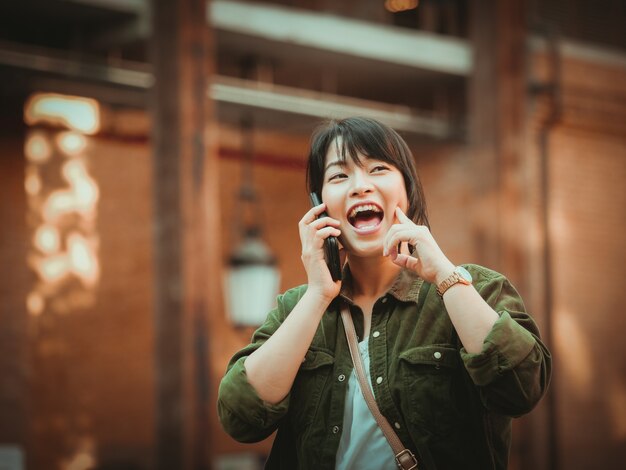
[0,0,624,469]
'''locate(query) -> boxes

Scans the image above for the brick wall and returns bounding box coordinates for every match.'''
[1,43,624,467]
[526,47,626,469]
[549,129,626,468]
[20,133,157,470]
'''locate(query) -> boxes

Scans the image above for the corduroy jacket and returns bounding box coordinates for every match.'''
[218,264,552,470]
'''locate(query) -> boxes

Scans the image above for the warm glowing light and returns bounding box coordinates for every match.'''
[25,132,52,163]
[57,131,88,156]
[44,192,76,221]
[24,93,100,135]
[43,160,99,222]
[67,232,100,287]
[25,168,42,196]
[551,210,572,240]
[69,163,99,208]
[554,309,593,396]
[62,437,97,470]
[385,0,419,13]
[65,453,96,470]
[34,225,61,254]
[24,102,101,317]
[36,254,71,283]
[27,291,45,316]
[30,233,100,287]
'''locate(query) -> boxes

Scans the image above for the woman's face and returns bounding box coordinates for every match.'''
[320,140,409,257]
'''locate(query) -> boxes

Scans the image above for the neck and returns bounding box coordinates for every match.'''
[347,254,402,298]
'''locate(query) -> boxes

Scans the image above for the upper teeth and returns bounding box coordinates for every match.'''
[349,204,382,219]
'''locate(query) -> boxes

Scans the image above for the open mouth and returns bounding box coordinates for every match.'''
[347,203,384,231]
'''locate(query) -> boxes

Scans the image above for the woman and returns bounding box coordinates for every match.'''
[217,117,551,470]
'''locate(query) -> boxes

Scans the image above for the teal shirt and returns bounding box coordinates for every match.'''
[217,265,552,470]
[335,339,396,470]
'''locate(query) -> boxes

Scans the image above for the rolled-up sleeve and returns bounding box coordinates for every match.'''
[217,355,290,442]
[217,287,304,442]
[460,267,552,417]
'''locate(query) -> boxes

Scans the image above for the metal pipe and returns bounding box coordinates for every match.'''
[530,23,563,470]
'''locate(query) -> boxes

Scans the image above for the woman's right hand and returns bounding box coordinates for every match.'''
[243,205,342,405]
[298,202,342,301]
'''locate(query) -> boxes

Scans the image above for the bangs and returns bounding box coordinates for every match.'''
[329,122,397,168]
[312,118,401,183]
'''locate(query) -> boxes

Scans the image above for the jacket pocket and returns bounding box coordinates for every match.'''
[399,345,460,437]
[289,347,334,428]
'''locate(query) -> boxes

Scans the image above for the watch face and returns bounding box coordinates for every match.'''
[456,266,472,283]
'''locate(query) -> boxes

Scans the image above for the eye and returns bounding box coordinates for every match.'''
[327,172,347,182]
[371,164,390,173]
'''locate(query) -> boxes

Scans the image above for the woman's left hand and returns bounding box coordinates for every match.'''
[383,207,455,285]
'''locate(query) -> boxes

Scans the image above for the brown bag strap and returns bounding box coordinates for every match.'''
[340,305,419,470]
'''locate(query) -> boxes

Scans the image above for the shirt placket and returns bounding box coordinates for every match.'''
[369,295,418,455]
[320,305,358,468]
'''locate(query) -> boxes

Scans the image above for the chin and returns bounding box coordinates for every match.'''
[343,240,384,258]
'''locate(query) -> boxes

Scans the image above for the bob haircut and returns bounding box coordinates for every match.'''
[306,117,430,228]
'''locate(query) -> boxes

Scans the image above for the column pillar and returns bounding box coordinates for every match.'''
[150,0,216,468]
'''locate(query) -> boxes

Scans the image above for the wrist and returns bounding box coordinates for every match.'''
[434,262,456,286]
[304,286,336,307]
[436,265,473,297]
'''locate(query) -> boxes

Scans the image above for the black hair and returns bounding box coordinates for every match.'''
[306,117,429,228]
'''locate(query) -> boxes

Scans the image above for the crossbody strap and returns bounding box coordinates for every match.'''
[340,305,419,470]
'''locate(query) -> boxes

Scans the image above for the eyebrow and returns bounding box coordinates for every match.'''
[324,161,345,173]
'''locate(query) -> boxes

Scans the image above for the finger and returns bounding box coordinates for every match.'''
[300,203,328,224]
[397,241,413,256]
[382,223,404,256]
[392,253,419,271]
[308,216,341,230]
[382,227,394,256]
[383,227,417,256]
[386,242,398,259]
[302,227,341,255]
[395,207,412,224]
[383,212,414,254]
[315,226,341,241]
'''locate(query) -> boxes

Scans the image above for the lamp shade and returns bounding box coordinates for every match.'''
[226,232,280,327]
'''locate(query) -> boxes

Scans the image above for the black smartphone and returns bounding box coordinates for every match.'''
[309,193,342,281]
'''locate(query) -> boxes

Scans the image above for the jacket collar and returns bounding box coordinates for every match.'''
[338,263,424,305]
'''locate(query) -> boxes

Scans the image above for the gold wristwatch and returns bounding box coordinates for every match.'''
[436,266,473,297]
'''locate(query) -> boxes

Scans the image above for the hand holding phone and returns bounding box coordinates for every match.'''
[309,193,342,281]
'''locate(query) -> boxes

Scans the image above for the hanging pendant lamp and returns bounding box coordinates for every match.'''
[225,116,280,327]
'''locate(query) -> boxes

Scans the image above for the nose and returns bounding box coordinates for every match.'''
[349,168,374,197]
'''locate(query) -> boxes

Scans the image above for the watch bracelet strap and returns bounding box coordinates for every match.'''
[340,305,419,470]
[436,272,460,297]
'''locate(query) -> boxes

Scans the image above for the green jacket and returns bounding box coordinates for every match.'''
[217,265,552,470]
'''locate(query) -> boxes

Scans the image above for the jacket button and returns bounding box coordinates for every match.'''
[332,425,340,434]
[381,297,388,303]
[394,422,401,429]
[372,331,380,338]
[338,374,346,382]
[376,376,383,384]
[433,351,442,359]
